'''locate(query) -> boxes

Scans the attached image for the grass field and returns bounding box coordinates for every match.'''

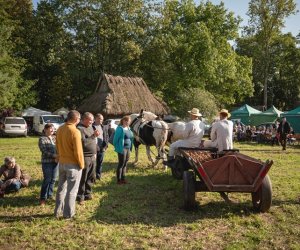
[0,137,299,249]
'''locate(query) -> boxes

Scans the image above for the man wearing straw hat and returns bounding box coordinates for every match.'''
[203,109,233,151]
[164,108,205,167]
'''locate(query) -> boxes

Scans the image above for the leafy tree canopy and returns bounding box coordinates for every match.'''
[142,0,253,111]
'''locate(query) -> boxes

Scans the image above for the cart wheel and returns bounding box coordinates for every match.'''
[251,175,272,212]
[183,171,196,210]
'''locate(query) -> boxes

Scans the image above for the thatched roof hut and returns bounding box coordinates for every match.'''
[77,73,170,117]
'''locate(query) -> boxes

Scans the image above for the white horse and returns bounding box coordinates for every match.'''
[129,111,204,166]
[167,121,187,143]
[130,111,188,143]
[130,110,169,167]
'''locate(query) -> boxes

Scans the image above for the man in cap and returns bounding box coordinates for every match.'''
[203,109,233,151]
[164,108,205,167]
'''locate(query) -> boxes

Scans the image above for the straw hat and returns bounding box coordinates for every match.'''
[219,109,231,118]
[188,108,202,117]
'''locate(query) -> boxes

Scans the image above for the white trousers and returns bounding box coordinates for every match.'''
[169,139,201,157]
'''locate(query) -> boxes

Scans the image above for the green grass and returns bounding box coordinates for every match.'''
[0,137,300,249]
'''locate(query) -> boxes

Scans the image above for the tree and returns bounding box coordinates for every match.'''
[175,88,218,120]
[270,34,300,109]
[25,0,71,110]
[245,0,297,109]
[141,0,253,112]
[0,0,36,111]
[52,0,156,107]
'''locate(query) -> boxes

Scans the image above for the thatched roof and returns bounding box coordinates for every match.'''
[77,74,170,117]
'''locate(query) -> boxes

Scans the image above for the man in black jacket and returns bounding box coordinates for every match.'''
[77,112,100,204]
[277,117,291,150]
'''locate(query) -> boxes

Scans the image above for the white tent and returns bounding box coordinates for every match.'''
[22,107,51,117]
[53,107,69,118]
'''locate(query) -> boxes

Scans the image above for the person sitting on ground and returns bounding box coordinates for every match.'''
[271,125,279,146]
[287,126,295,145]
[164,108,205,167]
[203,109,233,151]
[256,126,266,144]
[236,123,244,141]
[0,157,23,198]
[245,126,253,141]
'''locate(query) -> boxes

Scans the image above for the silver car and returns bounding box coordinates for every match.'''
[0,117,28,137]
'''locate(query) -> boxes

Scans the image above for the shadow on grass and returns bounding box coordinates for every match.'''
[272,199,300,206]
[25,178,42,188]
[90,167,262,227]
[0,213,53,223]
[0,193,40,208]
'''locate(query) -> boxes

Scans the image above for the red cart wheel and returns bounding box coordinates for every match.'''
[251,175,272,212]
[183,171,196,210]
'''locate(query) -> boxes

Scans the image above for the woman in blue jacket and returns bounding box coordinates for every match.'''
[113,116,133,184]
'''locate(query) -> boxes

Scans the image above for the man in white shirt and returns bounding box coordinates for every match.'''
[203,109,233,151]
[164,108,205,167]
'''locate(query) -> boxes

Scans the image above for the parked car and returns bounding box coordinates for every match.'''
[32,115,64,135]
[103,118,121,137]
[0,117,28,137]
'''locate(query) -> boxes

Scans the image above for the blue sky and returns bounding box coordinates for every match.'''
[32,0,300,36]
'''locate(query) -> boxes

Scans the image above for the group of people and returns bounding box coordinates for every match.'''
[1,107,296,218]
[53,107,233,218]
[39,110,133,219]
[0,110,134,219]
[164,108,233,167]
[232,118,292,150]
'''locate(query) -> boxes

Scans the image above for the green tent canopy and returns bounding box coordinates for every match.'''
[250,105,282,126]
[282,106,300,133]
[230,104,261,125]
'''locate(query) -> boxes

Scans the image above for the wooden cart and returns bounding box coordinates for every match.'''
[175,147,273,212]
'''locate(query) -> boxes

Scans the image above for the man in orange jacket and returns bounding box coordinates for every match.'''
[54,110,84,219]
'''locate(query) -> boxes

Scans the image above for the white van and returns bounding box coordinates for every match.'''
[33,115,64,135]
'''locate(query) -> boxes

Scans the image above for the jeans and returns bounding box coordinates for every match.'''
[96,151,105,179]
[40,162,58,200]
[117,149,130,181]
[0,180,22,193]
[54,163,82,219]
